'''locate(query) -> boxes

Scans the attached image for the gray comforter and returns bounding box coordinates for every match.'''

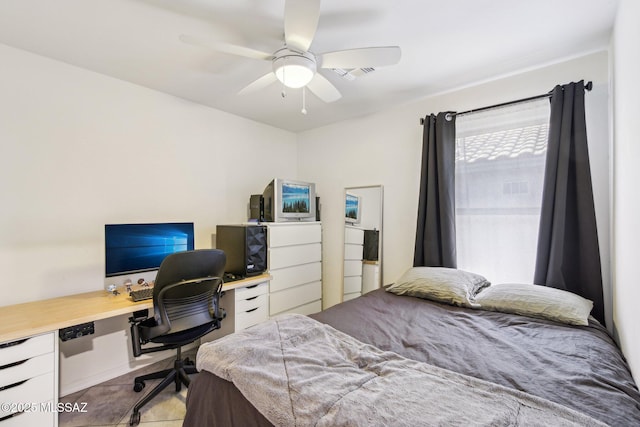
[197,313,606,427]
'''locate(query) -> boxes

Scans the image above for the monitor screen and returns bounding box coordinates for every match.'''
[281,182,310,214]
[105,222,194,277]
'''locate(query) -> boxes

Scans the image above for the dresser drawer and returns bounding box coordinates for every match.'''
[343,276,362,294]
[234,281,269,300]
[343,292,361,302]
[344,243,363,260]
[344,260,363,277]
[236,293,268,313]
[0,403,56,427]
[279,300,322,316]
[270,281,321,315]
[270,262,321,293]
[0,372,55,417]
[269,243,321,270]
[0,333,54,366]
[268,223,321,247]
[0,353,54,389]
[345,227,364,244]
[235,304,269,331]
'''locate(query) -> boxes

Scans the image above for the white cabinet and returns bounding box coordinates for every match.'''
[266,222,322,316]
[234,281,269,331]
[0,332,58,427]
[201,276,270,343]
[343,226,364,301]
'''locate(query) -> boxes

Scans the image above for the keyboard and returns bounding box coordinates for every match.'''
[130,288,154,302]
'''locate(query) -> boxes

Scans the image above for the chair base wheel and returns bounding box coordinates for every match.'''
[133,381,145,392]
[129,411,141,426]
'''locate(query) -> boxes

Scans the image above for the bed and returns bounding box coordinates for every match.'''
[184,271,640,426]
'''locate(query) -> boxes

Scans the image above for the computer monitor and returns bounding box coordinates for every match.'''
[105,222,195,277]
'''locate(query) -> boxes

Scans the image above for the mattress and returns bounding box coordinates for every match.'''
[184,288,640,426]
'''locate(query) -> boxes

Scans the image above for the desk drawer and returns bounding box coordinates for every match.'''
[236,293,268,313]
[235,304,269,331]
[270,281,321,315]
[0,372,55,417]
[0,353,54,389]
[0,402,55,427]
[0,333,53,366]
[235,281,268,301]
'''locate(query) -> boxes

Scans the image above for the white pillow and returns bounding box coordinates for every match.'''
[474,283,593,326]
[386,267,490,308]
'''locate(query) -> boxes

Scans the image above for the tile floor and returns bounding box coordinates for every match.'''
[59,350,196,427]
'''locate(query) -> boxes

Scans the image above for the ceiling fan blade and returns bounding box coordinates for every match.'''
[284,0,320,52]
[179,34,273,61]
[238,72,278,95]
[320,46,401,69]
[306,73,341,103]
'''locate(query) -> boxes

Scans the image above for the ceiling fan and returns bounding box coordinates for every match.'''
[179,0,401,105]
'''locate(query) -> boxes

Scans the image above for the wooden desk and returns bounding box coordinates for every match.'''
[0,273,271,344]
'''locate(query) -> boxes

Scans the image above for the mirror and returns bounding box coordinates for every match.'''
[342,185,383,301]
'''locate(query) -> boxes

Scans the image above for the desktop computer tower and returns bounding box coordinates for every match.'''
[216,224,267,277]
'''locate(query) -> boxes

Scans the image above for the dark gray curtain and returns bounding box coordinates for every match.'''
[534,81,605,324]
[414,112,457,268]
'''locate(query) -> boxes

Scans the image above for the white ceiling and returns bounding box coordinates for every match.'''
[0,0,619,132]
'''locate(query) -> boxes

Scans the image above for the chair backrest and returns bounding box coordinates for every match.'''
[149,249,226,339]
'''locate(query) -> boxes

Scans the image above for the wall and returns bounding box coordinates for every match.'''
[0,43,297,394]
[298,51,611,317]
[611,0,640,380]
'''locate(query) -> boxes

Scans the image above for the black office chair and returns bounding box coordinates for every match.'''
[128,249,226,426]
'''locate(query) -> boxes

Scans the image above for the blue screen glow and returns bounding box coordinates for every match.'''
[105,223,194,276]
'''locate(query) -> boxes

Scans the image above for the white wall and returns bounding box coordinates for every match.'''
[0,43,297,394]
[298,51,611,314]
[611,0,640,380]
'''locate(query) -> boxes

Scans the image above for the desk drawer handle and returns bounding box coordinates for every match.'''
[245,285,258,289]
[245,296,258,301]
[0,338,28,349]
[0,358,27,371]
[0,379,27,392]
[0,411,25,423]
[245,307,258,313]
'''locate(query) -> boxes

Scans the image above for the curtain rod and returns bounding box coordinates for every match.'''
[419,81,593,125]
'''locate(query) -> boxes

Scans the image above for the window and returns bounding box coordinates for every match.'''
[455,99,550,284]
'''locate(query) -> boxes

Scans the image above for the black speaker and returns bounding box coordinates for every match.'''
[363,229,379,261]
[315,196,321,221]
[249,194,264,221]
[216,225,267,277]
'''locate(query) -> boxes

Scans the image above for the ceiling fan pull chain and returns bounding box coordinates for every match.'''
[301,86,308,115]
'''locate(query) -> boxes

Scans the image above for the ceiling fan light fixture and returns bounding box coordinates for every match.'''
[273,52,317,89]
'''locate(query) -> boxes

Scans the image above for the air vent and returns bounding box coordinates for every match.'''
[331,67,376,80]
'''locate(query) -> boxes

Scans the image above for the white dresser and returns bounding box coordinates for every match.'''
[343,226,364,301]
[266,222,322,316]
[0,332,58,427]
